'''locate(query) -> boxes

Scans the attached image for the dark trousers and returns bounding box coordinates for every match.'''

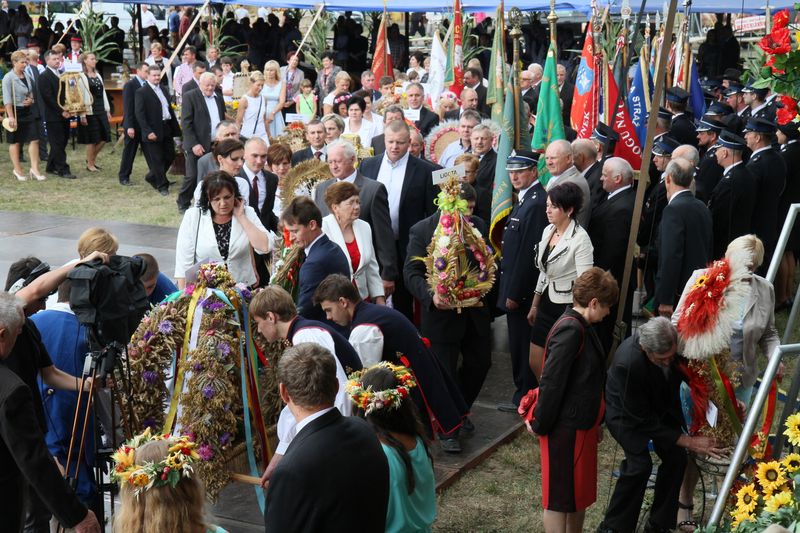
[140,130,173,192]
[394,242,415,322]
[177,149,201,209]
[45,120,69,175]
[36,120,48,161]
[602,429,687,532]
[429,327,491,408]
[118,132,141,182]
[506,306,537,405]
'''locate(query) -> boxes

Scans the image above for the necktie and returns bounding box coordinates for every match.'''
[250,174,259,209]
[314,151,321,160]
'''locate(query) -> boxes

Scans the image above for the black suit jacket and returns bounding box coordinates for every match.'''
[264,408,389,532]
[313,174,398,281]
[358,154,439,266]
[471,83,490,117]
[39,68,66,122]
[0,366,87,531]
[708,163,758,258]
[588,187,635,284]
[584,161,605,211]
[655,191,713,307]
[135,83,179,142]
[474,150,497,224]
[636,179,667,251]
[747,147,787,252]
[669,113,698,147]
[532,308,606,434]
[414,106,440,137]
[239,167,279,232]
[404,212,491,343]
[181,89,226,152]
[122,76,145,131]
[297,234,351,320]
[180,78,199,99]
[521,87,536,113]
[371,133,385,155]
[695,146,723,204]
[605,334,686,453]
[497,182,549,312]
[27,66,45,121]
[559,81,574,124]
[291,146,326,166]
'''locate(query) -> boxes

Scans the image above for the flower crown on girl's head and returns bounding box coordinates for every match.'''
[111,428,200,496]
[345,362,417,415]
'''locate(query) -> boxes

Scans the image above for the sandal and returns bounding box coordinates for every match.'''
[677,501,697,532]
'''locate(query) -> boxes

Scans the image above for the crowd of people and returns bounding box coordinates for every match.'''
[0,5,799,533]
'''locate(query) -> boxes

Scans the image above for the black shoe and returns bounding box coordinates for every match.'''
[439,437,462,454]
[119,180,132,186]
[596,525,619,533]
[158,188,169,196]
[462,417,475,434]
[60,172,77,180]
[497,402,518,413]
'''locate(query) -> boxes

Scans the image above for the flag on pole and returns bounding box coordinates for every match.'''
[427,32,448,112]
[371,10,393,81]
[444,0,465,97]
[572,21,600,137]
[490,68,524,253]
[688,57,706,119]
[531,42,565,187]
[486,3,506,121]
[603,62,643,169]
[627,46,652,145]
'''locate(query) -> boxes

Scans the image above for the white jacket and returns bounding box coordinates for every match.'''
[322,215,384,300]
[535,219,594,304]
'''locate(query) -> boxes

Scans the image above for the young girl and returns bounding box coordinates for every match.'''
[294,79,317,120]
[347,363,436,533]
[112,429,227,533]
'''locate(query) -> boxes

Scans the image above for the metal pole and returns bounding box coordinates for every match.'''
[137,4,144,62]
[707,343,800,527]
[548,0,558,45]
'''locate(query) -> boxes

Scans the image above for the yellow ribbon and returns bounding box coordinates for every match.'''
[163,288,203,433]
[434,192,468,214]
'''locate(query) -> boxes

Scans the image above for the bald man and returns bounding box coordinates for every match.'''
[572,138,604,211]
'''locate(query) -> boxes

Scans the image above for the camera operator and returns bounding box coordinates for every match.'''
[0,292,101,533]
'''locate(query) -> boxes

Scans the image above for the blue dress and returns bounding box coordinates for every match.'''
[383,436,436,533]
[261,81,286,138]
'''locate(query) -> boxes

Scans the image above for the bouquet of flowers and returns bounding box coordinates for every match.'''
[752,8,800,124]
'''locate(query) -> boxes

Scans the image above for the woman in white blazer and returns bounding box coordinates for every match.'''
[321,181,386,304]
[527,182,594,378]
[175,171,272,288]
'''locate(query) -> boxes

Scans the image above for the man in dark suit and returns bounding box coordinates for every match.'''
[0,293,101,533]
[263,343,389,532]
[25,49,48,163]
[744,117,787,273]
[694,116,724,204]
[291,119,327,165]
[655,159,713,316]
[589,157,636,351]
[442,87,487,121]
[556,64,574,124]
[39,50,76,179]
[496,150,549,409]
[598,318,723,533]
[118,62,149,186]
[587,122,620,209]
[358,120,439,320]
[708,130,758,258]
[370,105,405,157]
[178,72,226,211]
[666,87,698,147]
[405,184,491,415]
[282,197,350,321]
[314,139,397,289]
[240,137,278,286]
[520,69,537,112]
[470,123,496,224]
[742,83,776,122]
[572,138,603,210]
[405,82,439,136]
[464,67,489,117]
[135,64,179,196]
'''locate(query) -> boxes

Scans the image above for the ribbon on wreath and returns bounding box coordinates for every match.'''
[749,379,778,458]
[709,356,743,435]
[163,288,203,433]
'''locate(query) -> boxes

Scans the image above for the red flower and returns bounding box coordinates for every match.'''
[759,26,792,55]
[777,105,798,126]
[765,55,786,75]
[774,9,790,29]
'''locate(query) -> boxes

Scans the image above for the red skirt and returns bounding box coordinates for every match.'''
[539,422,600,512]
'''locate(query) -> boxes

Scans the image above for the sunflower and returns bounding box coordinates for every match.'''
[730,509,754,530]
[757,460,787,493]
[783,453,800,474]
[765,490,793,513]
[785,413,800,447]
[735,483,759,514]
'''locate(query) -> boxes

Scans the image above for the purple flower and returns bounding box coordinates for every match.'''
[157,320,173,334]
[435,257,447,271]
[241,288,252,299]
[204,300,225,312]
[142,371,158,385]
[217,342,231,356]
[219,432,232,445]
[478,271,488,282]
[198,444,214,461]
[143,331,154,341]
[202,385,215,399]
[223,402,231,412]
[192,362,204,372]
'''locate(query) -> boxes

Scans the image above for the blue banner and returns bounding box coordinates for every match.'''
[627,59,650,145]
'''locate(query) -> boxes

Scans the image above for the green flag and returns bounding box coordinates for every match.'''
[531,42,565,187]
[486,3,505,122]
[490,68,519,254]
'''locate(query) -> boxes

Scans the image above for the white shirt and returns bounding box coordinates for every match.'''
[305,232,325,255]
[750,102,768,116]
[668,188,691,204]
[310,145,327,162]
[148,81,171,120]
[376,151,410,238]
[141,9,158,28]
[343,118,377,148]
[243,164,266,210]
[341,170,357,184]
[607,184,632,200]
[203,94,221,134]
[439,140,468,168]
[517,180,539,204]
[221,72,235,102]
[295,406,336,435]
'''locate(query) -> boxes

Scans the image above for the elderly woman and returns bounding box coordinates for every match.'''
[529,268,618,533]
[343,95,378,148]
[528,182,594,379]
[192,138,250,205]
[673,234,780,529]
[322,181,385,304]
[322,71,352,115]
[3,50,44,181]
[280,51,305,117]
[78,52,112,172]
[268,143,293,220]
[176,171,271,288]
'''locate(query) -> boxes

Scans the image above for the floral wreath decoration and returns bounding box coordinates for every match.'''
[346,362,417,415]
[111,427,200,496]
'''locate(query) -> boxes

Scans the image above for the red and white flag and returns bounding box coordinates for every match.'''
[572,21,600,136]
[371,10,394,81]
[604,62,642,169]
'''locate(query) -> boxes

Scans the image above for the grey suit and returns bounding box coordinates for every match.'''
[314,174,398,281]
[195,153,218,185]
[545,165,592,228]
